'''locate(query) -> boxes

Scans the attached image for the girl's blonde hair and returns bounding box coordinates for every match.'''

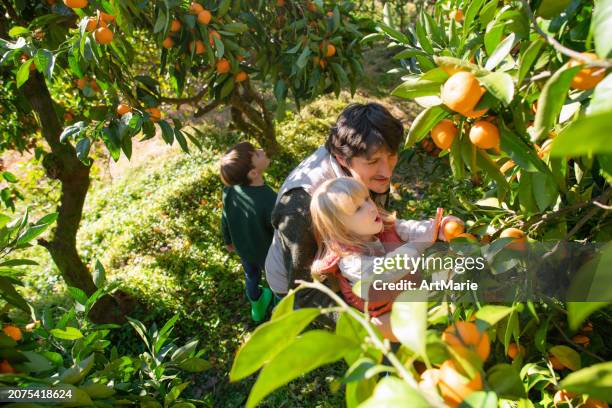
[310,177,394,280]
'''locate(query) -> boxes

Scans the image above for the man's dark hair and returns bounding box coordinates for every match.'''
[325,103,404,163]
[219,141,255,186]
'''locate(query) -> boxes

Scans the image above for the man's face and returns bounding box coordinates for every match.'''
[337,147,398,194]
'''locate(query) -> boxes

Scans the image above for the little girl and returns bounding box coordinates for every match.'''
[310,177,461,341]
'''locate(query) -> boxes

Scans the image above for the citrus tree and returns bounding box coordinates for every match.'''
[229,1,612,407]
[0,0,369,321]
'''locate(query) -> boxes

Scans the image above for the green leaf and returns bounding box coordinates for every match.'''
[463,0,487,35]
[377,23,411,44]
[159,121,175,145]
[567,301,609,331]
[93,259,106,288]
[8,26,30,37]
[58,354,94,384]
[0,277,29,311]
[593,0,612,58]
[559,361,612,402]
[16,60,31,88]
[550,112,612,156]
[359,376,430,408]
[296,46,311,70]
[532,172,558,211]
[415,13,434,54]
[246,330,354,408]
[178,357,211,372]
[22,351,54,373]
[165,381,190,407]
[80,383,116,399]
[549,345,581,371]
[537,0,572,18]
[67,286,88,305]
[588,74,612,115]
[487,364,526,399]
[478,72,514,105]
[2,171,17,183]
[534,64,583,141]
[34,49,54,80]
[500,126,548,173]
[51,327,84,341]
[518,39,545,85]
[406,106,450,148]
[230,308,320,381]
[485,33,516,71]
[460,391,498,408]
[476,305,514,326]
[391,293,427,355]
[75,138,91,161]
[391,77,442,99]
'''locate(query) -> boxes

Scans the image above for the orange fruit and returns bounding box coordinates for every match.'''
[234,71,248,82]
[86,17,97,32]
[208,30,221,45]
[2,325,22,341]
[64,0,88,8]
[236,55,245,62]
[464,106,489,119]
[450,9,464,22]
[94,27,113,44]
[507,343,525,359]
[438,360,483,408]
[99,12,115,23]
[442,321,490,361]
[581,322,593,333]
[419,368,440,388]
[549,354,566,370]
[499,227,526,250]
[76,77,88,89]
[89,79,100,92]
[189,40,205,54]
[189,2,204,14]
[441,72,484,115]
[197,10,212,24]
[216,58,231,74]
[452,233,478,242]
[306,1,317,12]
[0,359,15,373]
[162,37,174,49]
[64,112,74,122]
[146,107,162,122]
[584,398,610,408]
[276,0,285,6]
[431,119,457,150]
[116,103,131,116]
[568,52,606,90]
[322,43,336,57]
[469,121,500,149]
[571,334,590,347]
[170,19,181,32]
[443,221,465,241]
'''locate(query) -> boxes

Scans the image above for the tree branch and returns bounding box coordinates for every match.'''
[520,0,612,69]
[159,88,207,106]
[194,98,222,117]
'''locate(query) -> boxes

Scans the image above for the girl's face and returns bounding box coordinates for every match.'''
[341,195,383,238]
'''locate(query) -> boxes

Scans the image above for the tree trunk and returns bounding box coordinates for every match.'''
[20,72,126,324]
[229,81,280,156]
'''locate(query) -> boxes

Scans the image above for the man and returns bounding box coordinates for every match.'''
[265,102,404,308]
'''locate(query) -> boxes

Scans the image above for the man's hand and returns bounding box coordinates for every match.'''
[225,244,235,253]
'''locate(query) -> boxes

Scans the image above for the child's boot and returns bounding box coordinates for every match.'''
[248,286,272,323]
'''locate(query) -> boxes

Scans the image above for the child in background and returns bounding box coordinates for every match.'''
[220,142,276,323]
[310,177,461,341]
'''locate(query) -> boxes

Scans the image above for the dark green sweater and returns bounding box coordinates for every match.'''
[221,184,277,265]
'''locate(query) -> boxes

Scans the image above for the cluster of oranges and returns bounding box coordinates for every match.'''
[115,103,161,122]
[75,75,100,93]
[418,321,489,407]
[443,220,527,250]
[428,71,500,155]
[63,0,115,44]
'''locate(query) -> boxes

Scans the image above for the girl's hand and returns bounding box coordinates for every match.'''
[438,216,464,241]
